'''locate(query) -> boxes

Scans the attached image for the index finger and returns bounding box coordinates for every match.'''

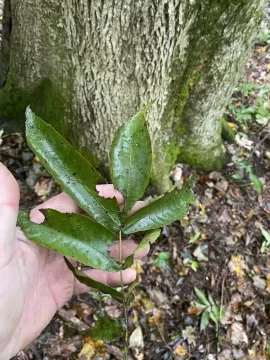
[30,193,80,224]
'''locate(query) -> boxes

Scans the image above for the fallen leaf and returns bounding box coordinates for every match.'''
[220,208,232,223]
[266,274,270,294]
[229,255,246,279]
[193,246,208,262]
[34,178,53,196]
[173,345,187,356]
[182,326,196,345]
[78,338,105,360]
[147,288,168,307]
[253,276,266,291]
[148,311,162,327]
[187,306,201,315]
[131,259,144,275]
[129,326,144,348]
[235,134,254,150]
[231,322,248,345]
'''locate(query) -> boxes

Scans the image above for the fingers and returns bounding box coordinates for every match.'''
[0,163,20,264]
[30,193,80,224]
[96,184,147,215]
[74,268,136,295]
[109,239,150,261]
[96,184,124,206]
[129,201,146,215]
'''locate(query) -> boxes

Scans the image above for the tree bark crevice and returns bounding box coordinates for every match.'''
[0,0,12,88]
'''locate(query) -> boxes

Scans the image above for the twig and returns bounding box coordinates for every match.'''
[119,230,129,359]
[104,344,124,360]
[57,309,89,331]
[153,309,174,354]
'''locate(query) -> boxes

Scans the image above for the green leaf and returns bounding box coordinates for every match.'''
[153,252,169,271]
[209,311,218,325]
[64,258,124,303]
[126,280,141,305]
[194,288,211,307]
[84,316,126,342]
[208,294,216,307]
[232,173,242,180]
[261,228,270,243]
[189,231,201,244]
[110,102,153,214]
[200,310,210,332]
[191,261,198,272]
[123,229,161,269]
[25,107,120,233]
[122,177,195,234]
[18,210,121,272]
[249,173,262,194]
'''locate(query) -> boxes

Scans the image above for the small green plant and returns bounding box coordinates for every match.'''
[153,252,170,271]
[18,105,194,358]
[257,29,270,44]
[183,257,198,272]
[229,82,270,129]
[191,288,223,333]
[232,160,262,194]
[234,81,259,96]
[260,228,270,253]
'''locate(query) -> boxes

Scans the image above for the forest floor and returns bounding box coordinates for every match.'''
[1,15,270,360]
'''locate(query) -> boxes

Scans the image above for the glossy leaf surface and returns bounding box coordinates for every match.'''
[123,178,195,234]
[85,316,125,342]
[18,210,121,272]
[64,258,124,303]
[123,229,161,269]
[110,103,153,214]
[25,107,120,233]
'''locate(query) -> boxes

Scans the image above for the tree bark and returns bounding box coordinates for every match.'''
[0,0,266,191]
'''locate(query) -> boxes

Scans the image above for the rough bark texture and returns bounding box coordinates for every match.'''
[0,0,265,190]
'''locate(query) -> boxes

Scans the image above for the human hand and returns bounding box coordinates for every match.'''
[0,163,148,359]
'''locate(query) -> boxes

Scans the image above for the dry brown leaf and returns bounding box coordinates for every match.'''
[231,322,248,345]
[173,345,187,356]
[229,255,246,279]
[131,259,144,275]
[187,306,201,315]
[34,178,53,196]
[78,338,105,360]
[148,310,162,327]
[266,274,270,294]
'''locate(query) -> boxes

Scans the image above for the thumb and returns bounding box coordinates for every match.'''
[0,163,20,265]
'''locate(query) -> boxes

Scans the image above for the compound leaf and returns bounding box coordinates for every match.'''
[110,103,153,215]
[18,210,121,272]
[26,107,120,233]
[64,258,124,303]
[123,177,195,234]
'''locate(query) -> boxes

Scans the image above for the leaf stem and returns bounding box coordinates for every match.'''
[119,230,128,359]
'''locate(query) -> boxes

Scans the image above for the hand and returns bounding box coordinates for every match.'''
[0,163,148,359]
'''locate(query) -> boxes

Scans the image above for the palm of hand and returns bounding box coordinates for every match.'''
[0,164,145,359]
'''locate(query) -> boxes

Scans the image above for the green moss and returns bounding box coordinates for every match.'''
[152,0,261,183]
[221,115,236,143]
[0,78,71,137]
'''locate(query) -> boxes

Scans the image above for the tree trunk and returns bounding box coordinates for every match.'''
[0,0,265,191]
